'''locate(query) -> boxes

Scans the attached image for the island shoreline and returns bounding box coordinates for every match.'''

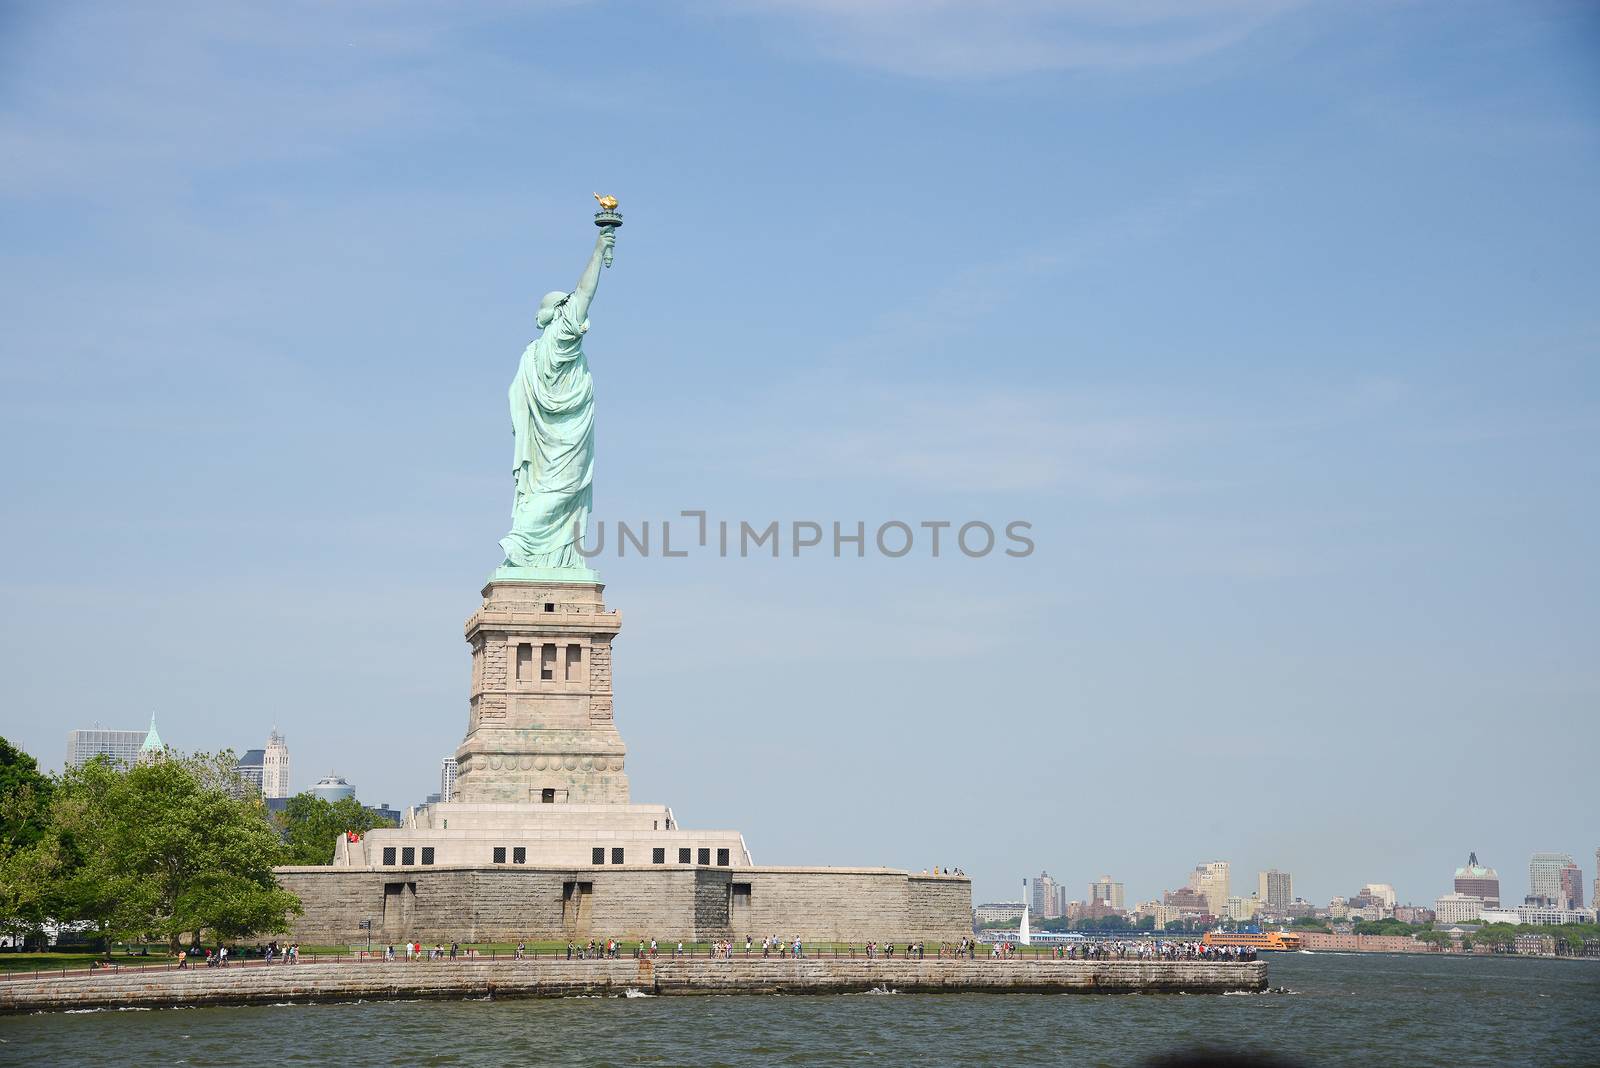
[1,958,1267,1013]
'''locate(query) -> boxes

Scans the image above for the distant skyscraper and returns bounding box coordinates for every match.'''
[1030,872,1060,919]
[1163,886,1208,912]
[1433,891,1485,924]
[263,729,291,799]
[368,802,402,827]
[1558,862,1584,910]
[1030,869,1056,920]
[1225,896,1258,922]
[1356,883,1397,911]
[311,774,356,803]
[1258,869,1293,907]
[1188,861,1229,917]
[136,715,164,764]
[441,756,458,802]
[65,728,145,769]
[1453,852,1500,907]
[1089,875,1125,911]
[1593,848,1599,916]
[1528,852,1577,908]
[235,748,266,796]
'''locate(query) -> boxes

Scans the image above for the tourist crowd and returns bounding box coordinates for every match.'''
[365,935,1255,963]
[986,939,1258,961]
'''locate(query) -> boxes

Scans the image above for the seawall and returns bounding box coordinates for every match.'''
[0,958,1266,1012]
[274,864,973,945]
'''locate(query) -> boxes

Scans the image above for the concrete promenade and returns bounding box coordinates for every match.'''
[0,957,1267,1011]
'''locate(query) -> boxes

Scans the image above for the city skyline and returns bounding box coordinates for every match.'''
[999,849,1598,918]
[2,2,1596,910]
[36,717,1600,907]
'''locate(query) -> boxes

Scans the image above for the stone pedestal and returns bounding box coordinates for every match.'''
[453,577,628,804]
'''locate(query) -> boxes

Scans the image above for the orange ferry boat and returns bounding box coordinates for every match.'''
[1200,930,1301,951]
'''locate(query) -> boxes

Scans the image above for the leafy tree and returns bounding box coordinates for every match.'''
[1470,924,1517,949]
[276,793,382,865]
[0,738,53,847]
[1352,919,1423,937]
[0,738,61,946]
[50,751,300,949]
[1550,923,1598,953]
[1135,914,1156,931]
[1291,917,1331,930]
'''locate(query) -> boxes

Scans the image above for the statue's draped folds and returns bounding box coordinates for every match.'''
[499,302,594,568]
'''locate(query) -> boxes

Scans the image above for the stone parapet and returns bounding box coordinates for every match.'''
[274,865,972,945]
[0,958,1268,1013]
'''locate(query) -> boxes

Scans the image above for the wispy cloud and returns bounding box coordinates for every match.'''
[0,1,618,200]
[767,384,1212,496]
[816,170,1258,371]
[649,367,1426,504]
[716,0,1302,78]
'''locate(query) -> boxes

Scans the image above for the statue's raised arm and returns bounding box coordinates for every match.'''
[564,229,613,326]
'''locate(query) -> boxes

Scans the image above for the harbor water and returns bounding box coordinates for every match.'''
[2,951,1593,1067]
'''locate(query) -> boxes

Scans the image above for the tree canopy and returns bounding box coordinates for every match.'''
[0,739,302,950]
[0,737,59,945]
[276,793,383,865]
[1352,918,1428,937]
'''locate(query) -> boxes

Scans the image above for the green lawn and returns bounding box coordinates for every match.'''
[0,952,140,975]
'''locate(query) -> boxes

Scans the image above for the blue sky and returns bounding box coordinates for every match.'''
[1,1,1596,909]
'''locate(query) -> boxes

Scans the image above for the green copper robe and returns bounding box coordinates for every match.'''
[499,232,610,570]
[499,299,595,568]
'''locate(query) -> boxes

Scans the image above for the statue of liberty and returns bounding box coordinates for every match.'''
[499,217,616,572]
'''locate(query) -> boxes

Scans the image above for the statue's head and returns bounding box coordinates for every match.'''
[536,291,569,329]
